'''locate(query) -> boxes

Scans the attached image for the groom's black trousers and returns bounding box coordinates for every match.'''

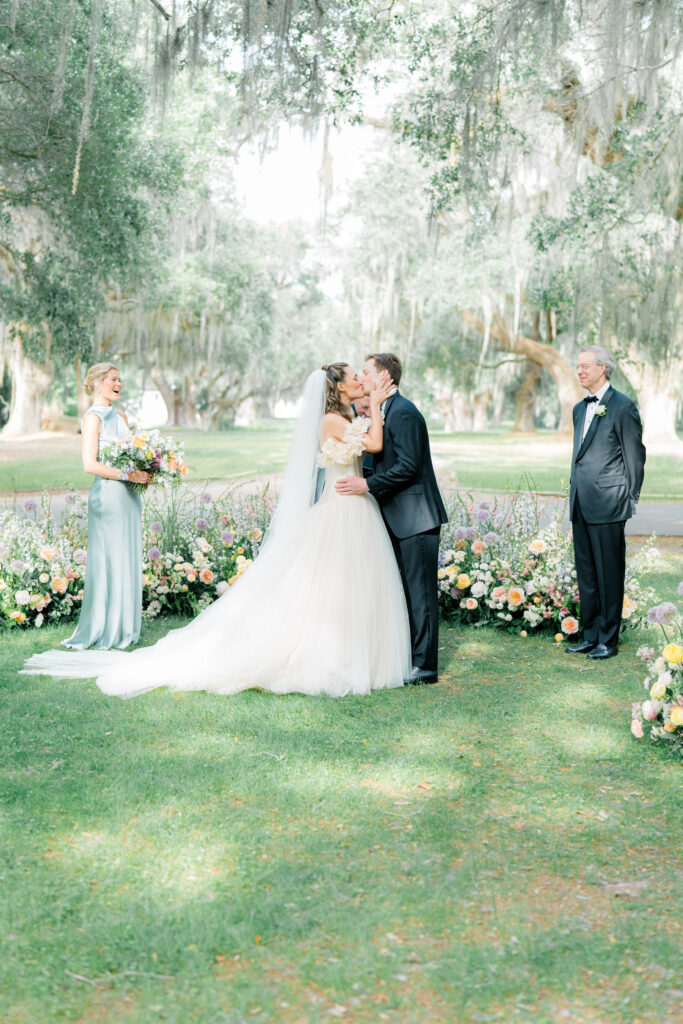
[389,526,441,673]
[572,498,626,649]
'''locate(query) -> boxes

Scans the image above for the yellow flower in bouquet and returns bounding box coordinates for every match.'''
[133,436,146,448]
[507,587,525,607]
[669,706,683,728]
[456,573,471,590]
[662,643,683,664]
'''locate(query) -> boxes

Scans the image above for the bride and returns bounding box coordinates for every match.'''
[22,365,411,698]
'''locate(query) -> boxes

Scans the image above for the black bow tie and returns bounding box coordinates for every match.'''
[584,395,598,404]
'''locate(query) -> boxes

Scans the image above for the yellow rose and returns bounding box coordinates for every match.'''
[456,573,471,590]
[663,643,683,664]
[438,568,447,579]
[670,706,683,728]
[650,679,667,701]
[554,633,563,643]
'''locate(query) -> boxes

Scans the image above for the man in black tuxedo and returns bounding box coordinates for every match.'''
[336,353,448,684]
[567,345,646,660]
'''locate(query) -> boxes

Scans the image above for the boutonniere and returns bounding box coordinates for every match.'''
[595,405,607,417]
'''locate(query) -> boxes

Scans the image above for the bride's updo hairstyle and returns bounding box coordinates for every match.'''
[322,362,353,421]
[84,362,119,397]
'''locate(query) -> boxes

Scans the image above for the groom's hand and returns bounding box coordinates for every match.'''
[335,475,369,495]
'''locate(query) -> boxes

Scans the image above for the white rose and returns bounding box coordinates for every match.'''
[15,589,30,605]
[471,582,487,598]
[216,581,229,596]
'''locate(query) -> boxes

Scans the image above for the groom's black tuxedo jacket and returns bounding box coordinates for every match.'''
[367,391,448,540]
[569,385,645,524]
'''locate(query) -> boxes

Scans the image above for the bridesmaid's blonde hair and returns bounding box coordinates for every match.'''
[84,362,119,397]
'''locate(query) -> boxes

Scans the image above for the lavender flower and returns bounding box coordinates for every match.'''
[476,507,491,523]
[647,601,678,625]
[147,547,161,561]
[10,559,25,573]
[454,526,467,540]
[73,548,87,565]
[465,527,476,541]
[150,521,163,535]
[195,518,209,532]
[23,498,38,513]
[221,530,235,546]
[483,532,499,545]
[201,492,213,504]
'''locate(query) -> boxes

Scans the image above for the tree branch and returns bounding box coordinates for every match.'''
[146,0,171,20]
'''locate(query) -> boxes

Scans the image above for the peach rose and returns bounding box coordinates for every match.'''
[51,577,68,594]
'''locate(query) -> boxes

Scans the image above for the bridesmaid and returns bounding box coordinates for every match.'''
[63,363,151,650]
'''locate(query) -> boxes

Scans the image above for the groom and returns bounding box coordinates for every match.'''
[567,345,646,660]
[336,353,448,684]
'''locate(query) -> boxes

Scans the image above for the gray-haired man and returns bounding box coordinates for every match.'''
[566,346,646,660]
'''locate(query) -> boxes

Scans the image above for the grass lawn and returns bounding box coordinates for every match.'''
[2,545,682,1023]
[1,424,682,500]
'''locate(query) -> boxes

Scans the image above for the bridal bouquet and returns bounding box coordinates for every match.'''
[100,430,187,494]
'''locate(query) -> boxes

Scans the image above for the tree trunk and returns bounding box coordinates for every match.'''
[75,356,90,417]
[150,367,197,429]
[514,359,542,431]
[462,306,583,432]
[2,334,53,436]
[620,348,683,454]
[472,390,491,432]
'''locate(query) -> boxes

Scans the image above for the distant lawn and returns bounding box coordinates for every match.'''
[1,546,681,1023]
[1,423,682,500]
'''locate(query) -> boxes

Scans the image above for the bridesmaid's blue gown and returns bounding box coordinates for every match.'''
[63,405,142,650]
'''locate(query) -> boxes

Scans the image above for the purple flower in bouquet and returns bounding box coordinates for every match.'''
[150,521,163,535]
[73,548,87,565]
[476,507,491,523]
[10,559,25,573]
[483,532,499,545]
[147,546,161,561]
[221,530,235,547]
[465,527,476,541]
[196,517,209,532]
[201,492,213,504]
[454,526,466,540]
[23,498,38,513]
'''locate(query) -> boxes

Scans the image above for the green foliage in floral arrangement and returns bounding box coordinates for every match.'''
[631,587,683,757]
[437,491,658,639]
[140,486,274,619]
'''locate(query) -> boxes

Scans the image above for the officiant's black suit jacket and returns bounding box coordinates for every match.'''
[569,385,645,524]
[367,392,448,539]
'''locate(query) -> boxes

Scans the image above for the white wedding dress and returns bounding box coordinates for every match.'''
[22,371,411,698]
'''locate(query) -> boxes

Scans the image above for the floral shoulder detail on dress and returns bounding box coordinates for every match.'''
[317,416,370,467]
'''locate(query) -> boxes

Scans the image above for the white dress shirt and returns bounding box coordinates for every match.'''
[581,382,610,440]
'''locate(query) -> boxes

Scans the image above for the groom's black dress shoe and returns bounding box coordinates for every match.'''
[405,667,438,685]
[587,644,618,660]
[565,640,598,654]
